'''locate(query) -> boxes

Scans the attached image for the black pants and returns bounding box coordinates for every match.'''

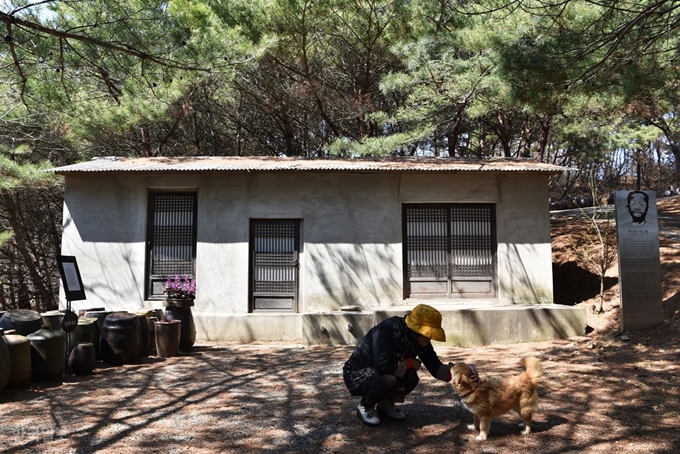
[358,369,419,408]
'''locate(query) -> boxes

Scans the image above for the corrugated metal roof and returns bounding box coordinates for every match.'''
[46,156,571,174]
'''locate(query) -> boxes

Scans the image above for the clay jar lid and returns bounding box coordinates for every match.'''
[1,309,41,327]
[1,309,43,335]
[104,312,137,322]
[1,328,14,334]
[2,329,29,345]
[2,309,41,321]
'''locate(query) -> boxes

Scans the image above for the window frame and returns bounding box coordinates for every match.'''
[402,203,497,299]
[145,190,198,301]
[248,218,301,313]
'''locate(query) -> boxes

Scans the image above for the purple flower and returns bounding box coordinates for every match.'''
[163,275,196,300]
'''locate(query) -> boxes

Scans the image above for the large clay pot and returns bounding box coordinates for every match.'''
[154,320,181,358]
[69,317,100,359]
[27,325,66,382]
[2,330,31,389]
[0,309,43,336]
[164,303,196,352]
[0,329,11,390]
[84,311,108,359]
[68,342,96,375]
[100,312,140,365]
[147,317,158,356]
[135,309,152,318]
[84,310,111,328]
[135,315,150,357]
[41,311,64,331]
[78,307,105,317]
[150,309,164,320]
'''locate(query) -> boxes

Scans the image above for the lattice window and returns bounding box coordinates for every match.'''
[403,204,496,298]
[146,192,197,299]
[450,206,494,278]
[250,220,299,311]
[405,207,448,279]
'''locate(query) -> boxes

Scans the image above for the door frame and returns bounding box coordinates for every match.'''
[248,218,301,312]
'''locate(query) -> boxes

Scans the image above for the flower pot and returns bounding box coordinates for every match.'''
[163,298,195,308]
[164,305,195,352]
[154,320,181,358]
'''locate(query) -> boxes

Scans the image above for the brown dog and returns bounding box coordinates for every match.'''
[450,356,543,440]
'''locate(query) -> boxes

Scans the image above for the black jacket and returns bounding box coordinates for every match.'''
[342,316,448,394]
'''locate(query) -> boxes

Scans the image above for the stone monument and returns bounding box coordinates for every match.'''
[614,190,663,331]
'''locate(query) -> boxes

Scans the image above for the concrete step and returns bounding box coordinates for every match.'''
[302,304,587,346]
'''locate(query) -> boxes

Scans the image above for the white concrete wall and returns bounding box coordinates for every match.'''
[496,174,554,304]
[60,170,554,341]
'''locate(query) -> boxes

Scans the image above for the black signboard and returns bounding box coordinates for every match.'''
[57,255,87,301]
[61,309,78,333]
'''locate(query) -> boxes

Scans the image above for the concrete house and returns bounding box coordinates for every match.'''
[49,156,586,346]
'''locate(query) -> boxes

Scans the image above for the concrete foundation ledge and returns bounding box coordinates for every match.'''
[191,304,587,347]
[302,311,375,346]
[194,312,302,343]
[374,304,587,347]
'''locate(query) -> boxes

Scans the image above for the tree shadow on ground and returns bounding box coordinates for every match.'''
[3,338,678,454]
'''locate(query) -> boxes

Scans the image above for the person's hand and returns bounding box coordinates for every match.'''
[394,360,407,378]
[438,363,452,381]
[395,358,421,378]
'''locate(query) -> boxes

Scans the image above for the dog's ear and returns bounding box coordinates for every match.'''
[450,363,466,386]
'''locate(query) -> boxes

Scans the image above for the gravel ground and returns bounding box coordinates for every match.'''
[1,328,679,454]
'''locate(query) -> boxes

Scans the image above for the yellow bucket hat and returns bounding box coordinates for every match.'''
[405,304,446,342]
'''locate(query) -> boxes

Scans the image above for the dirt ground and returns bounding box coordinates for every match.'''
[1,197,679,454]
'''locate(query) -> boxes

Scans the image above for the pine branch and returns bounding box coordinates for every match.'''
[0,10,211,73]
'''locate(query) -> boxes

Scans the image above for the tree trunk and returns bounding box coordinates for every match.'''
[140,126,151,157]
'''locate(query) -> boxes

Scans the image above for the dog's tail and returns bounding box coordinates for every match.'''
[521,356,543,384]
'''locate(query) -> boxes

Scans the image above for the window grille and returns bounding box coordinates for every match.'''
[450,206,494,279]
[403,204,496,299]
[250,219,300,311]
[146,192,197,299]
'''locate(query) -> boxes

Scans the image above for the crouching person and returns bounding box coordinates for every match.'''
[342,304,456,427]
